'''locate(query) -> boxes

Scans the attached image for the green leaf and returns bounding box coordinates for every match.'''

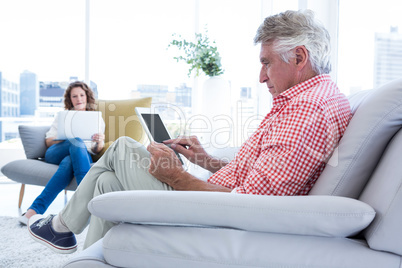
[167,27,225,77]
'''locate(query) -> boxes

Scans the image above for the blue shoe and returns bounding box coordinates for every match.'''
[28,214,77,254]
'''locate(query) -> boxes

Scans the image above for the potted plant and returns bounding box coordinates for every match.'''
[168,30,224,77]
[169,30,231,146]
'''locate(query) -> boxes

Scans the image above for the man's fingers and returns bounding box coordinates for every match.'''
[148,142,177,158]
[164,136,193,146]
[170,143,188,155]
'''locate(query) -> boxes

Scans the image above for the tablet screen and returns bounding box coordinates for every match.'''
[140,113,184,165]
[141,113,171,143]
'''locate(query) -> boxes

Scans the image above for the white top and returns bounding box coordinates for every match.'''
[46,112,105,155]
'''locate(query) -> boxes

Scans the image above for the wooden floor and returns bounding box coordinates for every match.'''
[0,176,69,218]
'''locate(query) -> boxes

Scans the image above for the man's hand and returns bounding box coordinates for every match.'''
[147,142,186,187]
[148,141,232,193]
[164,136,208,165]
[164,136,228,173]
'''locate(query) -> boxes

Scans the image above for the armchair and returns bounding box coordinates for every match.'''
[64,78,402,267]
[1,97,152,208]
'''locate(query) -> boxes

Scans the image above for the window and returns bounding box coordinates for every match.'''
[0,0,85,82]
[338,0,402,94]
[87,0,300,145]
[0,0,341,144]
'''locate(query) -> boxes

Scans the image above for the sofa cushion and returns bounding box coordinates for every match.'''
[89,191,375,238]
[310,78,402,198]
[94,97,152,161]
[360,128,402,255]
[19,125,50,159]
[346,89,372,114]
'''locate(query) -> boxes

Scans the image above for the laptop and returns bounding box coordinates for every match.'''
[56,110,104,141]
[135,107,184,165]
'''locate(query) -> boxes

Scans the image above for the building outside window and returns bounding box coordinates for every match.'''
[337,0,402,95]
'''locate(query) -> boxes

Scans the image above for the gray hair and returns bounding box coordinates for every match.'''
[254,10,331,74]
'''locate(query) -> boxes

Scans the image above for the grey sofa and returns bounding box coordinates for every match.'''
[62,78,402,267]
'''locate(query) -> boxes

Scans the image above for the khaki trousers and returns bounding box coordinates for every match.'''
[60,136,173,248]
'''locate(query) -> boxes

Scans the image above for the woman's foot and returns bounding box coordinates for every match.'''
[18,213,28,225]
[18,209,37,226]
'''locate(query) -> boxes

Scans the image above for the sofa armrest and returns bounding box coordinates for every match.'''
[206,146,240,160]
[88,191,375,238]
[62,240,108,268]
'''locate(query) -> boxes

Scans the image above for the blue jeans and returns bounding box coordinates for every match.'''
[29,138,93,214]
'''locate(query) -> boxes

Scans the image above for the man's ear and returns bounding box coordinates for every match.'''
[294,46,309,70]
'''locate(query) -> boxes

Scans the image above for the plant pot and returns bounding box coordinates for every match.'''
[199,76,231,148]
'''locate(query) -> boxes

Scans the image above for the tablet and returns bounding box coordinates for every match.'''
[135,107,184,165]
[56,110,104,140]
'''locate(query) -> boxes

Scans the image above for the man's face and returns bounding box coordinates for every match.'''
[259,43,299,98]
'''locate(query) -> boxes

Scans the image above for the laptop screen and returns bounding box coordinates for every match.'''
[56,111,104,140]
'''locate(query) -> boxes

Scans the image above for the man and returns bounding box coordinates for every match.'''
[28,9,351,254]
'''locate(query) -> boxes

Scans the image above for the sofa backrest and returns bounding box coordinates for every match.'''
[309,78,402,198]
[309,78,402,256]
[359,127,402,256]
[93,97,152,161]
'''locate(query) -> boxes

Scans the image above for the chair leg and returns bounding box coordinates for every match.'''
[18,184,25,208]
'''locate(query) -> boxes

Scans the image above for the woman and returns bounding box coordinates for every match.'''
[18,81,105,225]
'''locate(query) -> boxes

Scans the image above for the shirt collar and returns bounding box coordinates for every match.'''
[272,74,332,108]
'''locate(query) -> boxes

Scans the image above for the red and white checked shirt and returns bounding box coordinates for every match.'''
[208,74,352,195]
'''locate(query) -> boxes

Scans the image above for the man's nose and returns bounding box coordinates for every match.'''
[259,66,268,83]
